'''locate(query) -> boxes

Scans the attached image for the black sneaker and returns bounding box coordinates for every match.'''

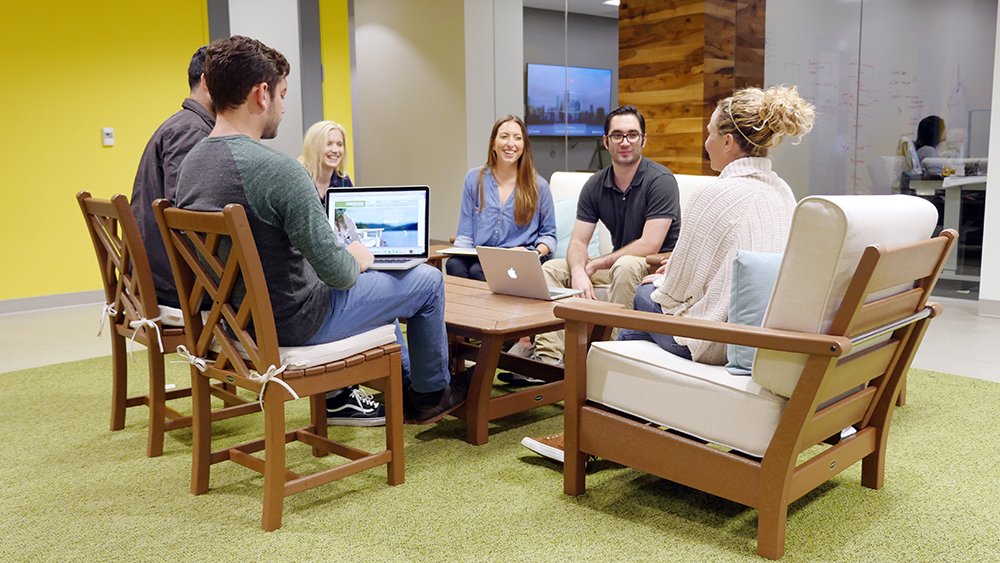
[326,386,386,427]
[405,372,469,425]
[497,371,546,386]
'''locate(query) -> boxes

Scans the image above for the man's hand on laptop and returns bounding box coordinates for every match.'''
[571,267,597,300]
[346,241,375,272]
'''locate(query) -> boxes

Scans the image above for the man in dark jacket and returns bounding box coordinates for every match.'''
[130,46,215,307]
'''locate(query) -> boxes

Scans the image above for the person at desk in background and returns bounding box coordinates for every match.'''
[176,36,466,426]
[915,115,947,177]
[299,120,353,204]
[521,85,816,463]
[447,115,556,281]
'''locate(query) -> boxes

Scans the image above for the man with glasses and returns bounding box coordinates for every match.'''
[529,105,681,366]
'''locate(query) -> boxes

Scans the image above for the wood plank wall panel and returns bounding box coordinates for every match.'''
[619,0,765,175]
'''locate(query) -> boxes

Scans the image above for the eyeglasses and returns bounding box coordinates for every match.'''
[607,131,643,144]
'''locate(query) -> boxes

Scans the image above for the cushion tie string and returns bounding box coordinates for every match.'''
[173,345,208,372]
[127,316,163,358]
[97,302,117,337]
[248,364,299,410]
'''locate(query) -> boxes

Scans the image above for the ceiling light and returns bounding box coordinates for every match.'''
[603,0,620,6]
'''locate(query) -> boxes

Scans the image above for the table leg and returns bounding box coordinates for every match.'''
[463,333,504,445]
[942,187,961,276]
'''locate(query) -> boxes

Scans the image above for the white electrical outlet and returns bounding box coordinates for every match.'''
[102,127,115,147]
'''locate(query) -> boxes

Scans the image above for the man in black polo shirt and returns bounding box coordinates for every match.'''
[533,105,681,365]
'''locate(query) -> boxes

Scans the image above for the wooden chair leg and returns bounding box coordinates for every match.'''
[896,375,907,407]
[563,438,587,497]
[110,333,128,431]
[190,370,212,495]
[756,503,789,560]
[146,346,167,457]
[861,442,888,490]
[261,390,287,531]
[310,393,328,458]
[386,353,405,486]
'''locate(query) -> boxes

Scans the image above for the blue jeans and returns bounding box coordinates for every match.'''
[304,264,450,393]
[617,284,692,360]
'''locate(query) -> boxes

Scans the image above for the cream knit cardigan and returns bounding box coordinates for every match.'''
[649,157,796,364]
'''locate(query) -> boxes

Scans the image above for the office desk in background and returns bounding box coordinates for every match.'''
[910,175,987,282]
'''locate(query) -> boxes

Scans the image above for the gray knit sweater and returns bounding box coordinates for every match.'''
[650,157,796,364]
[176,135,358,345]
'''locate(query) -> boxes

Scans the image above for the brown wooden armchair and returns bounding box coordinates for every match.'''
[76,192,253,457]
[152,199,404,531]
[554,195,956,559]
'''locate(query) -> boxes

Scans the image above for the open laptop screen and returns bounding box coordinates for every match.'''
[325,186,429,258]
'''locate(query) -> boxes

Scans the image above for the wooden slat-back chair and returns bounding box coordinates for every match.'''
[152,199,404,531]
[555,194,956,559]
[76,192,252,457]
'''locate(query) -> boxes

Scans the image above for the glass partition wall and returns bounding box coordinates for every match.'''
[523,0,618,179]
[764,0,996,293]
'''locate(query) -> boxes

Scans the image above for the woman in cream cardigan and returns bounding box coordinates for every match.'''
[623,85,815,363]
[521,86,816,463]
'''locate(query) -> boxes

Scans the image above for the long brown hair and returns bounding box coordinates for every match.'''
[477,115,538,226]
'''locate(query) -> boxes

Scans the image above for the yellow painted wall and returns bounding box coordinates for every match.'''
[0,0,209,300]
[319,0,355,180]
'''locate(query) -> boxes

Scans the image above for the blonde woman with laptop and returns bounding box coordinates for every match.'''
[447,115,557,281]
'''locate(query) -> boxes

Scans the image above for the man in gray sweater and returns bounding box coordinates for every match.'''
[175,36,466,425]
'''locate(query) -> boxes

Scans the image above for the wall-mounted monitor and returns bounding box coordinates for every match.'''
[525,63,612,137]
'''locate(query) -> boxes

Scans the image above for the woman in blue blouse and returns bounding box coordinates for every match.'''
[298,120,353,204]
[447,115,556,280]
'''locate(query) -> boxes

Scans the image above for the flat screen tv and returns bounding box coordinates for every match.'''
[525,63,612,137]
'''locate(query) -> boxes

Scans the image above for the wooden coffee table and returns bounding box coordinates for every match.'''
[443,275,613,445]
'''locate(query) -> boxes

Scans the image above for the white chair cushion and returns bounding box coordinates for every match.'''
[279,324,398,369]
[208,324,398,370]
[158,305,185,327]
[587,340,787,457]
[752,195,938,397]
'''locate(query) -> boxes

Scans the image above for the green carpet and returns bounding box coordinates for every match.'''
[1,356,998,562]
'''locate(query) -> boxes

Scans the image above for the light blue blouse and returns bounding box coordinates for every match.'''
[454,167,557,253]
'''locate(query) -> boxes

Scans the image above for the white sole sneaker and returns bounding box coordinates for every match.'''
[521,436,564,463]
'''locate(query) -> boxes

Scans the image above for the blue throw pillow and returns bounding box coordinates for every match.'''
[552,197,601,258]
[726,251,783,375]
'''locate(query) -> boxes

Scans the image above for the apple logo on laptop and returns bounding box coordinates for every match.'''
[506,267,518,280]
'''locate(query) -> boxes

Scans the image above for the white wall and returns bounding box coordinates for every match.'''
[228,0,305,158]
[353,0,468,241]
[978,8,1000,317]
[464,0,525,172]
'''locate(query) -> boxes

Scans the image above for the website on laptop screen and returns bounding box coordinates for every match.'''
[327,188,428,257]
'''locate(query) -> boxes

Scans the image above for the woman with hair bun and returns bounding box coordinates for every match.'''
[623,85,816,364]
[521,86,816,461]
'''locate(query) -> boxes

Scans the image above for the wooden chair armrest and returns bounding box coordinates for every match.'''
[553,299,851,357]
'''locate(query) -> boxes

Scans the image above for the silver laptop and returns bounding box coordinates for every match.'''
[477,246,582,301]
[326,186,429,270]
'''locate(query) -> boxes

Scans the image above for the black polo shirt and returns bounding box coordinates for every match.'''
[576,157,681,253]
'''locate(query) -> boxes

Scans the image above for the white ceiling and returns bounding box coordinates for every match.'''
[522,0,619,19]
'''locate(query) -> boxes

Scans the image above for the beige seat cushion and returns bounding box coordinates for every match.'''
[208,324,398,370]
[752,195,938,397]
[158,305,184,327]
[587,340,786,457]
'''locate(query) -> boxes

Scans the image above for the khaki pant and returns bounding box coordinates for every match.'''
[533,255,647,362]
